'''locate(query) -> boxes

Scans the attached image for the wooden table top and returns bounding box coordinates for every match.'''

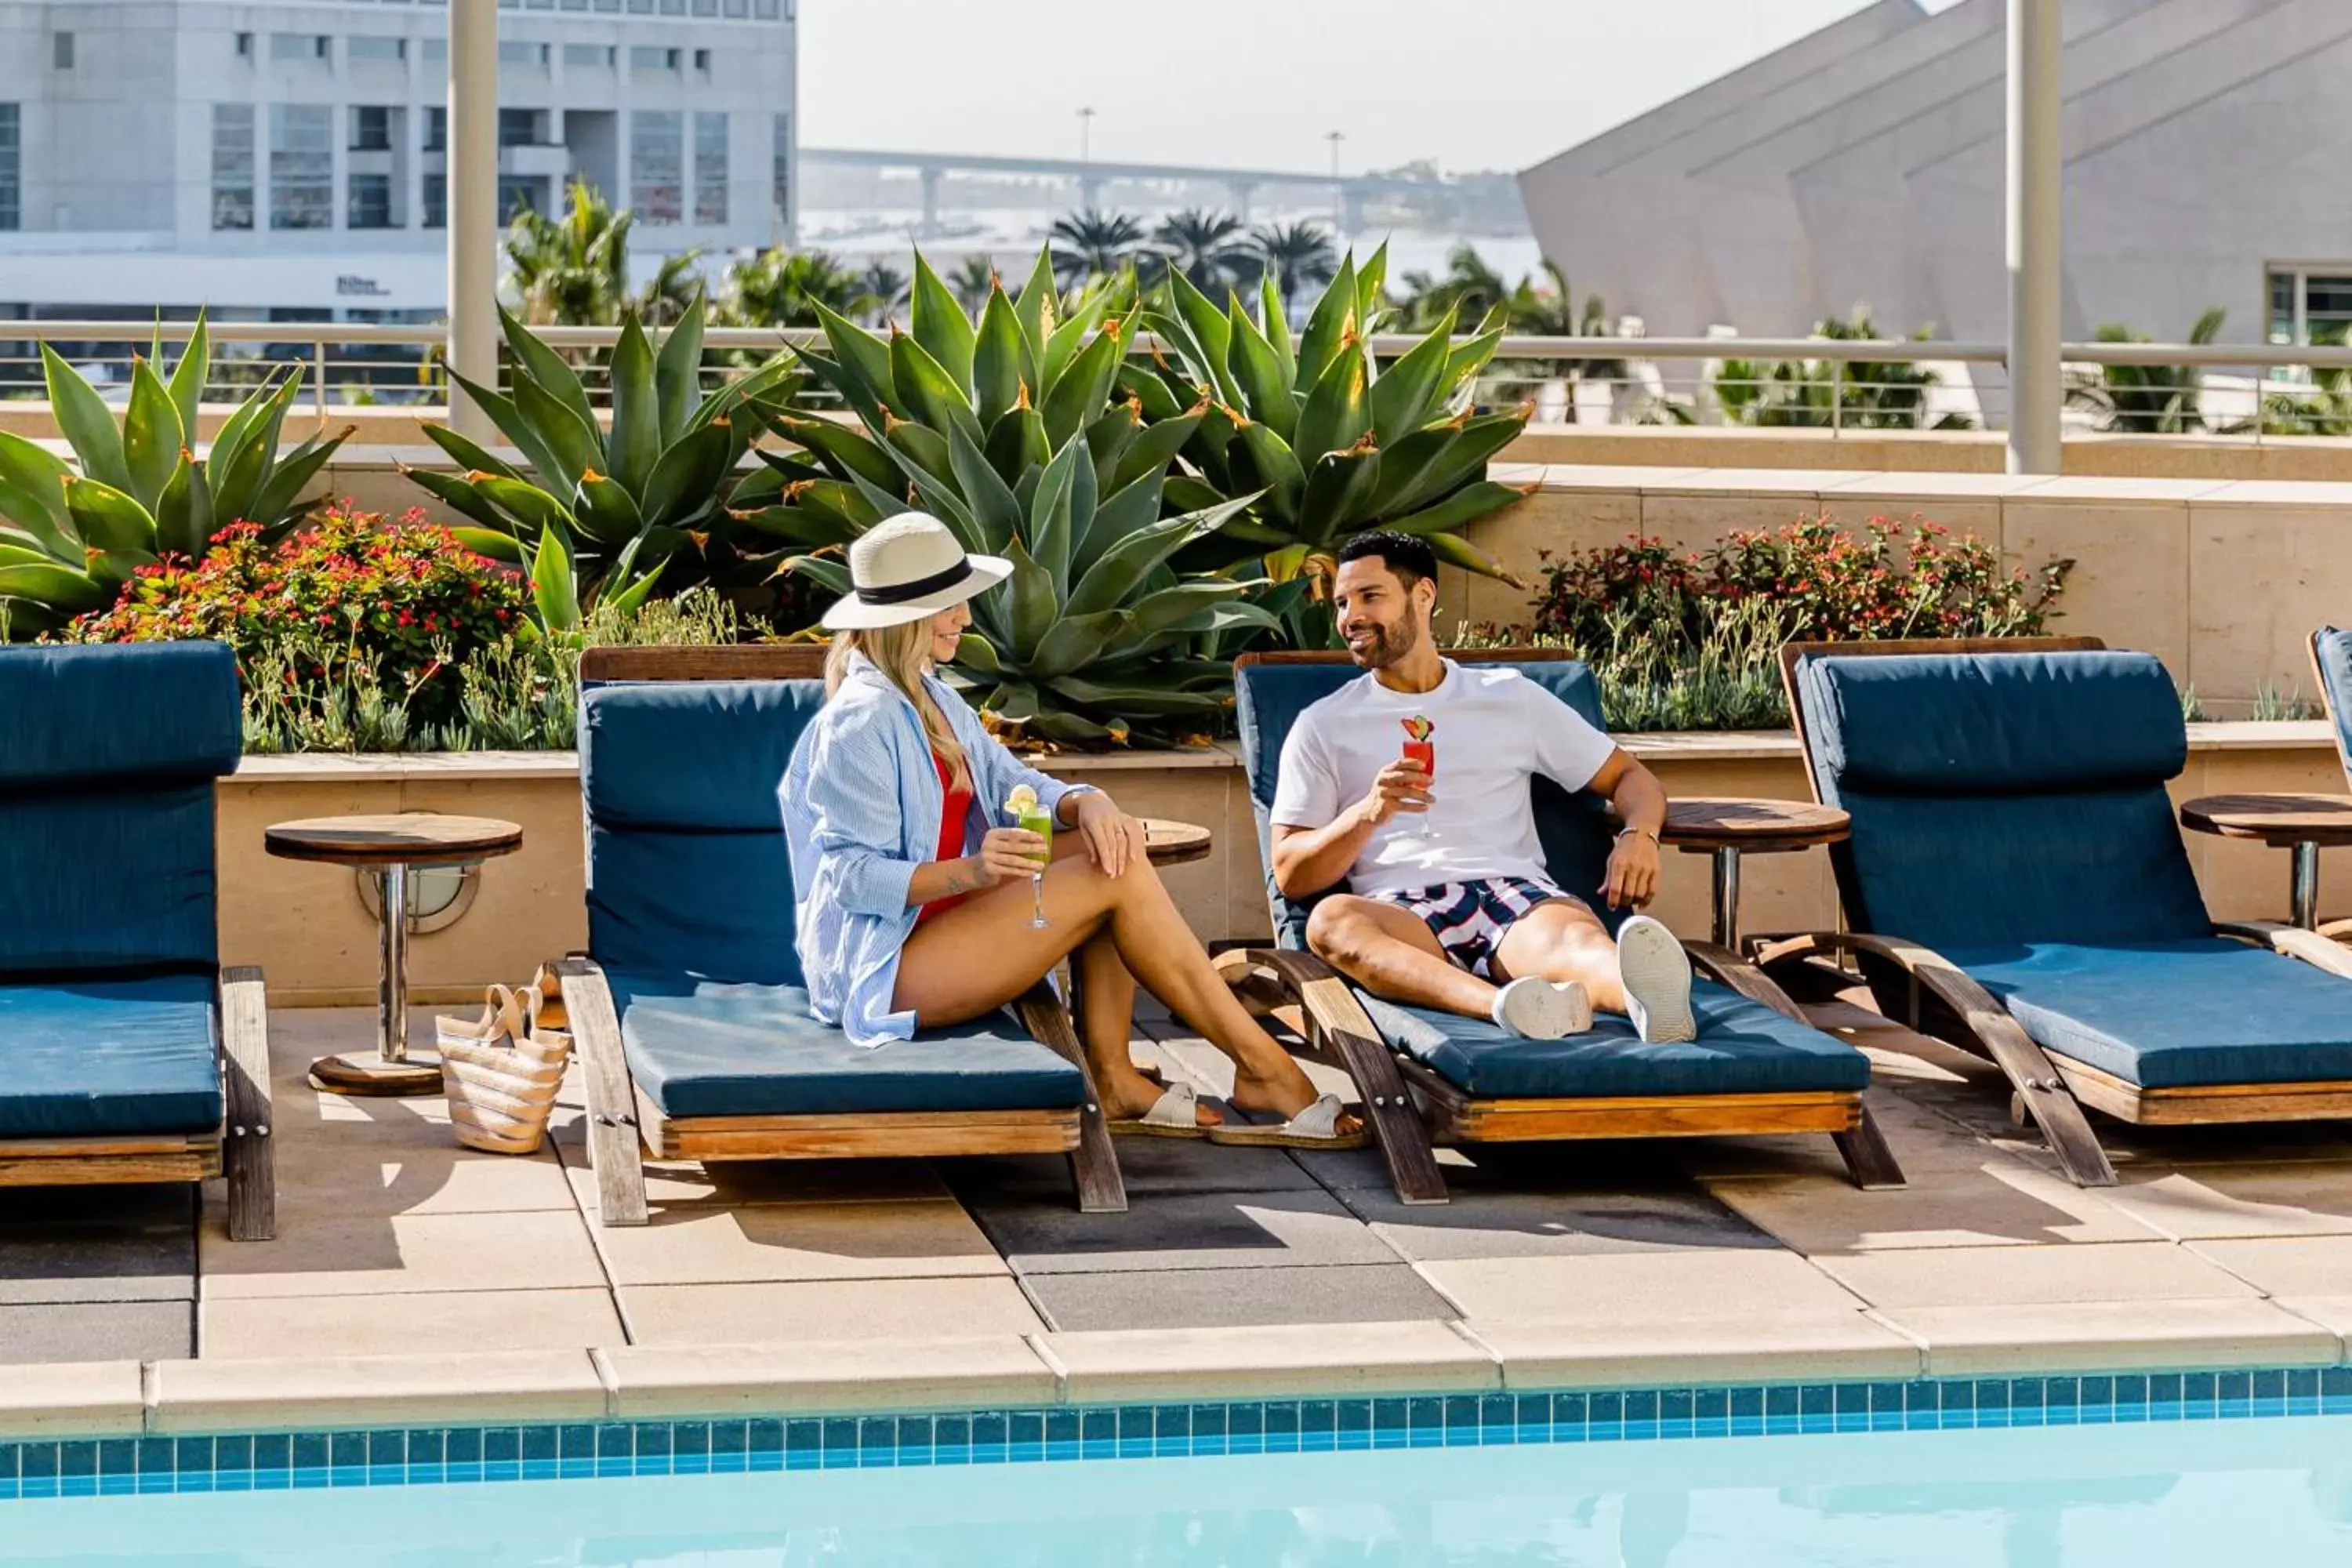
[264,812,525,867]
[2180,793,2352,848]
[1662,797,1852,853]
[1141,818,1213,867]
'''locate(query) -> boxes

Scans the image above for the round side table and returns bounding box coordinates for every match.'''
[1662,797,1852,949]
[1141,817,1213,868]
[265,812,524,1097]
[2179,793,2352,930]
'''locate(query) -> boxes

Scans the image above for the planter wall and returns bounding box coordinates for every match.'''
[220,725,2352,1004]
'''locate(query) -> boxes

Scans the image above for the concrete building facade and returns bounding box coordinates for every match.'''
[0,0,797,320]
[1519,0,2352,352]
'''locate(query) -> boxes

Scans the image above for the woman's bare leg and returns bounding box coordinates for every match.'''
[893,854,1341,1123]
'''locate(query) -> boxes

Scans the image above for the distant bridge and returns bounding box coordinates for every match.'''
[798,147,1440,233]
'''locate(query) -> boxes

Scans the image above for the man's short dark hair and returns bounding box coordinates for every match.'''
[1335,531,1437,586]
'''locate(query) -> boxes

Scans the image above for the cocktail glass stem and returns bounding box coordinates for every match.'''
[1029,872,1047,929]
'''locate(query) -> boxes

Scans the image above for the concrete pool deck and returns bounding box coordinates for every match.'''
[13,1000,2352,1434]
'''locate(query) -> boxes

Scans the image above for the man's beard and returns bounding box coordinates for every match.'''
[1345,617,1418,670]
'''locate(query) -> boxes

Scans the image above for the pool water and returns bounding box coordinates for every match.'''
[6,1416,2350,1566]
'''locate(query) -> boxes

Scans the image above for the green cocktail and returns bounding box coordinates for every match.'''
[1018,805,1054,928]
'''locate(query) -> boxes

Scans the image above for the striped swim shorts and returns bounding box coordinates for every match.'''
[1366,876,1587,980]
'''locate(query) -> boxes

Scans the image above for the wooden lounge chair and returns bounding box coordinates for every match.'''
[1762,636,2352,1190]
[2304,626,2352,949]
[0,643,273,1240]
[1212,648,1903,1206]
[558,644,1125,1225]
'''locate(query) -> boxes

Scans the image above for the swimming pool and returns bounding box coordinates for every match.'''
[6,1370,2350,1564]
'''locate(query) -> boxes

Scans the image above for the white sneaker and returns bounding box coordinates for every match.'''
[1490,976,1577,1040]
[1617,915,1697,1044]
[1550,981,1593,1033]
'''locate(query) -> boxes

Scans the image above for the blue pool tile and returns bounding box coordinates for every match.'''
[56,1439,96,1497]
[2217,1371,2252,1414]
[2044,1377,2080,1426]
[1622,1389,1661,1443]
[1935,1381,1973,1429]
[971,1411,1009,1465]
[1008,1410,1044,1465]
[1588,1391,1624,1441]
[817,1419,857,1471]
[2290,1368,2322,1416]
[96,1437,138,1495]
[2183,1371,2218,1419]
[1186,1405,1225,1458]
[901,1415,938,1467]
[20,1442,57,1500]
[590,1424,631,1479]
[1225,1402,1263,1457]
[1659,1388,1694,1439]
[212,1435,254,1492]
[2007,1379,2045,1428]
[1044,1409,1082,1463]
[1334,1399,1370,1450]
[1512,1392,1550,1438]
[1551,1392,1588,1443]
[1371,1398,1407,1449]
[1301,1399,1338,1453]
[176,1436,220,1492]
[2322,1367,2352,1414]
[1797,1385,1833,1436]
[2147,1373,2184,1421]
[1443,1395,1480,1439]
[2110,1375,2147,1424]
[1262,1401,1301,1455]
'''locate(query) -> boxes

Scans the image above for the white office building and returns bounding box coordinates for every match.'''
[0,0,797,321]
[1518,0,2352,352]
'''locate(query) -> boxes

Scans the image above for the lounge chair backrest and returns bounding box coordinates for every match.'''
[579,664,826,986]
[1233,651,1624,950]
[1787,644,2212,953]
[0,643,241,978]
[2312,628,2352,788]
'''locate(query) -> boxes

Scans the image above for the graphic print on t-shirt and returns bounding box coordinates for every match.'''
[1269,662,1617,898]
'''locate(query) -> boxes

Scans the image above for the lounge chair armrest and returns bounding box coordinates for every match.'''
[1751,931,2114,1188]
[556,958,649,1226]
[217,966,274,1242]
[1684,939,1808,1025]
[1214,947,1384,1054]
[2215,920,2352,981]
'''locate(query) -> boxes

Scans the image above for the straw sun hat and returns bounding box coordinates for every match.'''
[820,513,1012,631]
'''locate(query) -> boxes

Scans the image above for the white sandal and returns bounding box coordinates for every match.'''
[1204,1092,1368,1149]
[1108,1081,1219,1140]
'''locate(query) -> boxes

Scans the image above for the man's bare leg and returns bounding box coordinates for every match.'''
[1305,895,1499,1017]
[1490,899,1629,1014]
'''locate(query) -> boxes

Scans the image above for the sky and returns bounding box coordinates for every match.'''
[797,0,1967,176]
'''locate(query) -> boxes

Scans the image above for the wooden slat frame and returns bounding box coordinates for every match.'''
[580,644,828,684]
[1395,1059,1861,1142]
[644,1088,1081,1160]
[0,1134,219,1188]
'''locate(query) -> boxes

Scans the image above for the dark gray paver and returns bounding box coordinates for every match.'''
[1021,1263,1456,1331]
[1290,1138,1695,1195]
[946,1138,1323,1201]
[0,1301,194,1363]
[971,1189,1402,1275]
[1334,1185,1777,1262]
[0,1184,196,1305]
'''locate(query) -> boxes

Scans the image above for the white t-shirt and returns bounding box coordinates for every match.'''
[1269,660,1618,897]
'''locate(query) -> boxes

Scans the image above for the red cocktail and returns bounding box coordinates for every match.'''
[1401,716,1435,780]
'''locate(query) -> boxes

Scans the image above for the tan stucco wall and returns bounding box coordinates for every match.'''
[222,729,2351,1005]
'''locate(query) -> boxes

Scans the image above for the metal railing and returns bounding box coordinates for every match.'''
[12,320,2352,441]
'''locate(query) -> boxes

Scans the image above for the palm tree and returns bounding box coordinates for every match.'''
[858,260,909,326]
[1394,243,1510,331]
[503,177,703,325]
[1717,310,1973,431]
[1151,209,1253,295]
[947,254,998,314]
[1248,221,1339,300]
[2067,307,2227,434]
[1049,209,1147,290]
[723,246,867,328]
[1497,261,1625,423]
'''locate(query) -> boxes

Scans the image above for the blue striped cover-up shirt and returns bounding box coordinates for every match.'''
[780,653,1087,1047]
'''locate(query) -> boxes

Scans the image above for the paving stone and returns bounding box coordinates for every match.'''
[0,1189,196,1305]
[1293,1137,1693,1196]
[622,1278,1047,1344]
[970,1189,1399,1275]
[0,1301,193,1364]
[1021,1263,1457,1331]
[1337,1186,1776,1262]
[1817,1241,2261,1309]
[946,1138,1322,1201]
[1422,1250,1871,1325]
[1702,1157,2162,1254]
[0,1183,194,1229]
[201,1288,625,1359]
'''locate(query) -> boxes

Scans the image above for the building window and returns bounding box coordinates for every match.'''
[270,34,330,62]
[270,103,334,229]
[631,110,682,223]
[350,106,394,151]
[348,174,394,229]
[422,172,446,228]
[348,35,407,63]
[0,104,17,232]
[753,0,779,17]
[724,0,748,16]
[694,112,727,225]
[771,111,789,227]
[421,38,448,64]
[211,103,256,230]
[2267,267,2352,349]
[234,32,254,60]
[691,0,716,13]
[425,107,447,151]
[499,108,547,147]
[692,48,711,73]
[627,0,655,11]
[660,0,684,13]
[630,45,678,73]
[53,32,73,68]
[498,42,550,68]
[561,43,614,68]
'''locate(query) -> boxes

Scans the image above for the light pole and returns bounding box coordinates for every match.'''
[2007,0,2063,474]
[1325,129,1345,228]
[448,0,499,442]
[1077,106,1095,163]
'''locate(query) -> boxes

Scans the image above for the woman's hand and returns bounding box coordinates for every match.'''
[1073,792,1149,877]
[971,827,1049,887]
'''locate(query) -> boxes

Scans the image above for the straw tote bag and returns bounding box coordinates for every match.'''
[437,985,573,1156]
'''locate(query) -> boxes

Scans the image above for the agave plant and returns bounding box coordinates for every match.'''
[752,251,1270,743]
[400,293,800,637]
[1132,246,1534,591]
[0,315,349,637]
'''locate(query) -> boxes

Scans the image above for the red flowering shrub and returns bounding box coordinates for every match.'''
[1530,514,2070,649]
[62,506,524,729]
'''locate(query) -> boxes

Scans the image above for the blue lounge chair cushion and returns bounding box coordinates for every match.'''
[606,970,1087,1118]
[1353,981,1871,1100]
[0,974,222,1138]
[580,679,826,986]
[1957,938,2352,1090]
[1233,658,1622,949]
[1793,650,2213,953]
[0,644,241,979]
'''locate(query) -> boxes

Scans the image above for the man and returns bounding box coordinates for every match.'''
[1269,531,1697,1044]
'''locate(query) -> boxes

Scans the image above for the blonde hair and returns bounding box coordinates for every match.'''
[825,622,971,792]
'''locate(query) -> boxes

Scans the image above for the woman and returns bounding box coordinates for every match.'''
[782,513,1359,1144]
